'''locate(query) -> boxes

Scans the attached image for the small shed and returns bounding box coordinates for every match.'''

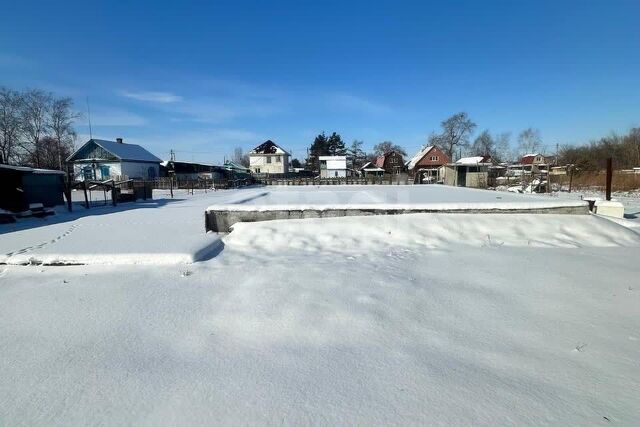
[360,161,385,177]
[0,164,65,212]
[443,156,493,188]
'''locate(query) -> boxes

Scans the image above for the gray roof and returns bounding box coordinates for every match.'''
[68,139,162,163]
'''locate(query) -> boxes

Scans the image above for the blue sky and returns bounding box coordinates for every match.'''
[2,0,639,163]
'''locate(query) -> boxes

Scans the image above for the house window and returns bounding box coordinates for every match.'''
[430,156,439,161]
[276,155,281,163]
[100,165,110,179]
[267,156,272,164]
[255,168,260,173]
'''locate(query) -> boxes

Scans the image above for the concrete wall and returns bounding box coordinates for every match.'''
[205,204,590,232]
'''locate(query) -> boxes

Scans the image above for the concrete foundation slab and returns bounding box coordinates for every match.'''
[205,202,590,232]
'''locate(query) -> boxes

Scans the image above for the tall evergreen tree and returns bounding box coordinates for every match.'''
[307,132,329,172]
[327,132,346,156]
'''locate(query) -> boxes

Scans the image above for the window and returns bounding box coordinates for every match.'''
[267,156,272,164]
[276,155,281,163]
[100,165,110,179]
[255,168,260,173]
[430,156,439,161]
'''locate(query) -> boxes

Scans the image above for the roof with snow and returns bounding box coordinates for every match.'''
[249,140,289,155]
[521,154,544,165]
[67,139,162,163]
[223,161,251,173]
[407,145,434,170]
[360,161,385,171]
[455,156,492,165]
[319,156,347,161]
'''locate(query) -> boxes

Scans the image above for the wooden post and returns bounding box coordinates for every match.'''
[547,167,551,194]
[568,166,574,193]
[169,176,174,198]
[83,181,89,209]
[65,181,72,212]
[606,157,612,201]
[111,182,117,206]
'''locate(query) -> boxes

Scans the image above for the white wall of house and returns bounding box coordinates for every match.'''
[72,161,159,181]
[319,156,348,178]
[320,168,347,178]
[249,154,289,174]
[72,162,122,181]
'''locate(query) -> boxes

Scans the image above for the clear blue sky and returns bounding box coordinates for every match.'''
[2,0,639,163]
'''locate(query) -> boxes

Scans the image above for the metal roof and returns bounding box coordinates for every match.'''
[68,139,162,163]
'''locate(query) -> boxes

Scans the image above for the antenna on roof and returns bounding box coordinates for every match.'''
[86,96,93,140]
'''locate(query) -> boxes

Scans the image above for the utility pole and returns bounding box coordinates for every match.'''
[170,149,176,161]
[86,97,93,139]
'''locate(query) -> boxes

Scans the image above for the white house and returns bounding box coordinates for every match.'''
[319,156,349,178]
[66,138,162,181]
[249,140,290,174]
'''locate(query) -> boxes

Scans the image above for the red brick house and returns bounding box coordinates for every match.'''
[406,145,449,183]
[375,151,405,175]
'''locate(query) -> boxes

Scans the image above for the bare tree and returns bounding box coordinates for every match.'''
[0,87,23,164]
[232,146,250,167]
[372,141,407,156]
[49,97,78,170]
[348,139,366,167]
[21,89,53,167]
[471,130,494,157]
[517,127,542,155]
[494,132,512,163]
[430,112,477,160]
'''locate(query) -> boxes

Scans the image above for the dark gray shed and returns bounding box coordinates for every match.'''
[0,165,65,212]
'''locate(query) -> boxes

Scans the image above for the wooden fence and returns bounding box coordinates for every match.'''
[256,176,413,186]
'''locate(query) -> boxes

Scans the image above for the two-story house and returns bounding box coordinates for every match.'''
[249,140,290,174]
[375,151,405,175]
[406,145,449,183]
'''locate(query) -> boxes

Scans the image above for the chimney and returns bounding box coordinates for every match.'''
[116,137,123,144]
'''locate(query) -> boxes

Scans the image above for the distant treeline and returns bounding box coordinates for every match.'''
[558,128,640,170]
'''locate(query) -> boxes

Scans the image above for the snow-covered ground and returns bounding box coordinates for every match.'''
[1,186,640,424]
[1,186,586,265]
[553,190,640,221]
